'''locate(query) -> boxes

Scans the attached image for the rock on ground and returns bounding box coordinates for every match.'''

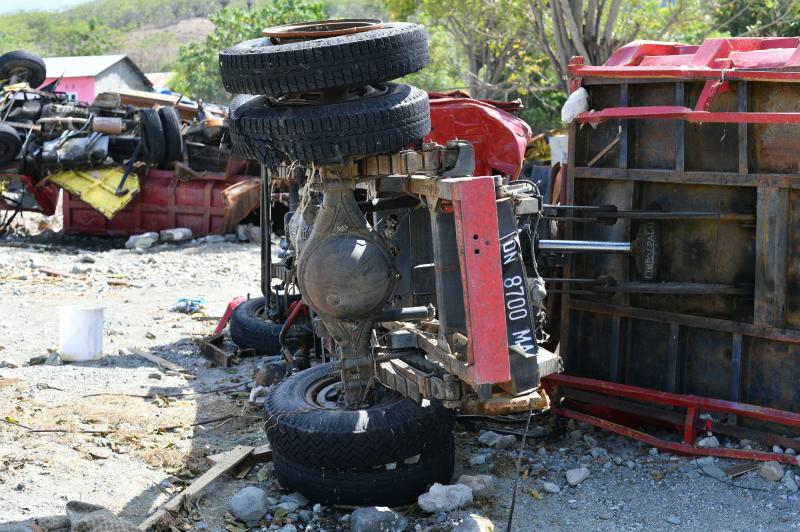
[781,471,798,492]
[457,474,495,498]
[759,461,784,482]
[541,481,560,494]
[565,467,590,486]
[453,513,495,531]
[350,507,408,532]
[418,483,473,513]
[696,436,720,448]
[231,486,268,522]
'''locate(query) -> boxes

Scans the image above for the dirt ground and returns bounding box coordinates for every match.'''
[2,213,800,532]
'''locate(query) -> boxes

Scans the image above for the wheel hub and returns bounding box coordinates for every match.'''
[264,19,382,43]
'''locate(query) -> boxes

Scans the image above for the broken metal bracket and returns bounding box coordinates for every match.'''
[196,332,255,367]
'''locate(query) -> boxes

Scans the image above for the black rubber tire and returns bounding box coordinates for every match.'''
[0,123,22,164]
[265,362,454,469]
[219,22,429,96]
[230,82,430,164]
[139,109,166,165]
[229,297,283,356]
[227,94,260,161]
[273,436,455,506]
[158,107,184,163]
[0,50,46,88]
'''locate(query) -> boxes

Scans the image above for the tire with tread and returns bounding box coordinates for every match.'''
[0,50,46,87]
[139,109,166,165]
[0,123,22,164]
[227,94,260,161]
[272,436,455,506]
[219,23,429,96]
[229,83,430,164]
[158,107,184,163]
[265,362,454,469]
[229,297,283,356]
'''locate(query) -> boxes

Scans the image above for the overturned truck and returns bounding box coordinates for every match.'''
[220,20,563,505]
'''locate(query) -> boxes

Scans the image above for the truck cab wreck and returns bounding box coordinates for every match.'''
[220,19,563,506]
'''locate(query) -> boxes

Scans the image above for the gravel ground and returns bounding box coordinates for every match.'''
[1,216,799,531]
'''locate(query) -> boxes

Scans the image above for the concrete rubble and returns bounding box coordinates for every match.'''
[418,483,474,512]
[350,507,408,532]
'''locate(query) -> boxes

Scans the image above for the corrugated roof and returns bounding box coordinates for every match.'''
[43,54,128,78]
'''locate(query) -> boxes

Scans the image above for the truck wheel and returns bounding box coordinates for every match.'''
[158,107,184,163]
[0,51,46,87]
[265,362,454,469]
[227,94,261,162]
[138,109,166,165]
[0,124,22,164]
[272,436,454,506]
[229,83,430,164]
[219,22,428,96]
[229,297,283,356]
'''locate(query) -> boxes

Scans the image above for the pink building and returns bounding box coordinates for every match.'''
[42,55,153,104]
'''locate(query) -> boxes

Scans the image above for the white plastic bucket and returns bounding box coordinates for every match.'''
[58,305,105,361]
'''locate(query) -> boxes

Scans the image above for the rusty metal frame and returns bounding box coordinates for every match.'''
[543,374,800,465]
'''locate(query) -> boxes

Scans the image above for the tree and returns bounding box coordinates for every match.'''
[525,0,712,92]
[388,0,534,100]
[171,0,325,103]
[710,0,800,37]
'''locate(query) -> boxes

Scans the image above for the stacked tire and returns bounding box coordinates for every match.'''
[219,22,432,165]
[219,21,453,506]
[264,363,455,506]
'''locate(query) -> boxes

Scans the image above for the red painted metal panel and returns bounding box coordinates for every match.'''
[543,373,800,429]
[63,171,252,237]
[450,176,510,384]
[543,374,800,464]
[428,94,531,178]
[571,37,800,81]
[576,106,800,125]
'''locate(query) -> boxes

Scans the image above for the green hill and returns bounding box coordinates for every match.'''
[0,0,387,73]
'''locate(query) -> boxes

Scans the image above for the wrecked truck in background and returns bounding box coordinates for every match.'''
[0,51,269,237]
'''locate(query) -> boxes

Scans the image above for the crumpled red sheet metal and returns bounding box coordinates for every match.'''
[427,92,532,178]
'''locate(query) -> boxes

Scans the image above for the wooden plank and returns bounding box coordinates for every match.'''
[206,444,272,467]
[568,298,800,345]
[724,462,757,478]
[139,445,253,530]
[130,348,191,374]
[618,84,629,169]
[609,316,621,383]
[665,323,680,393]
[728,333,743,425]
[738,81,748,175]
[754,187,788,327]
[675,82,685,172]
[573,166,800,189]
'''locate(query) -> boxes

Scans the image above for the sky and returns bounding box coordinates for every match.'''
[0,0,92,14]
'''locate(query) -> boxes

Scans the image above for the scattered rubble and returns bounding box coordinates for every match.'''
[124,232,159,249]
[159,227,193,243]
[418,483,473,512]
[231,486,269,522]
[759,461,784,482]
[453,513,495,531]
[350,506,408,532]
[696,435,720,448]
[477,431,516,449]
[457,474,495,498]
[565,467,590,486]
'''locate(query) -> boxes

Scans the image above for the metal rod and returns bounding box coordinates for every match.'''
[261,165,271,308]
[538,239,631,253]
